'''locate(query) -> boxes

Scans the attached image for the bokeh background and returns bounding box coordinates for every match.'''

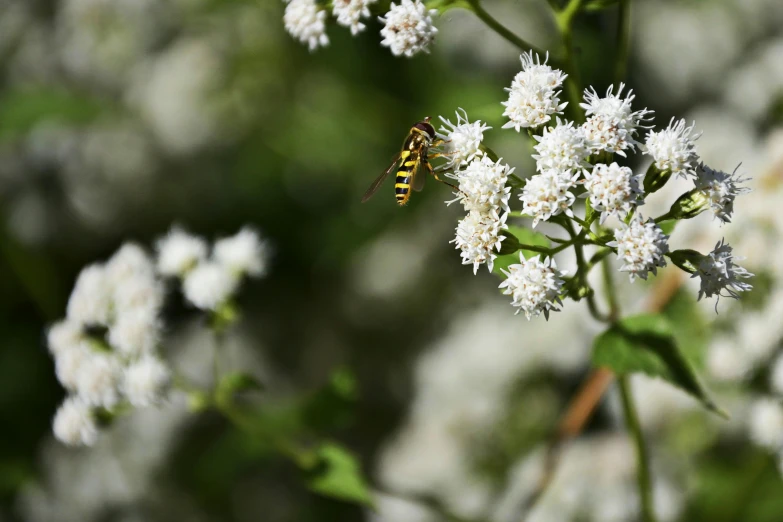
[1,0,783,520]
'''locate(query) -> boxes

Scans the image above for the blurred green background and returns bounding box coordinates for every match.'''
[1,0,783,521]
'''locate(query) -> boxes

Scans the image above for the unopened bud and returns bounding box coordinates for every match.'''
[643,165,672,195]
[668,189,709,220]
[668,249,703,274]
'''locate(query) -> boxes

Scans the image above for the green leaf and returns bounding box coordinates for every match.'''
[493,227,550,274]
[592,313,725,417]
[305,443,374,507]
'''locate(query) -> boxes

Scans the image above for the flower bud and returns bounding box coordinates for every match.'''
[668,189,709,220]
[498,230,520,255]
[668,249,703,274]
[643,164,673,195]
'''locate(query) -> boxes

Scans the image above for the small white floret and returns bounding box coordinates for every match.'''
[580,83,653,156]
[609,215,668,281]
[183,261,239,310]
[214,227,269,277]
[693,164,750,224]
[644,118,700,179]
[47,320,84,357]
[75,352,123,409]
[333,0,377,35]
[284,0,329,52]
[749,398,783,450]
[436,108,491,169]
[156,227,208,277]
[53,397,99,447]
[693,239,752,307]
[448,154,512,215]
[532,119,589,174]
[451,211,508,274]
[124,355,171,407]
[66,263,112,326]
[502,51,567,131]
[519,170,579,227]
[108,308,161,357]
[583,162,644,223]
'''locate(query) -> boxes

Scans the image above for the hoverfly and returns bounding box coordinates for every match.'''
[361,117,457,206]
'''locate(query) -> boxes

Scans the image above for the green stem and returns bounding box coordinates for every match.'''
[480,143,500,162]
[613,0,631,83]
[564,220,610,322]
[555,0,586,123]
[601,256,620,321]
[466,0,546,57]
[618,375,657,522]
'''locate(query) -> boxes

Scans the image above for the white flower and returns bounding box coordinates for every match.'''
[771,354,783,395]
[707,341,750,382]
[582,162,644,223]
[183,261,239,310]
[749,398,783,450]
[75,352,122,409]
[106,243,156,285]
[214,227,269,277]
[156,227,208,277]
[451,211,508,274]
[580,83,653,156]
[333,0,377,35]
[379,0,437,58]
[436,108,491,169]
[498,254,566,320]
[519,170,579,227]
[693,164,750,224]
[53,397,98,447]
[644,118,700,178]
[124,355,171,407]
[532,119,589,174]
[284,0,329,52]
[54,342,92,391]
[502,51,568,131]
[113,272,165,318]
[66,263,112,326]
[694,239,753,305]
[108,308,161,357]
[448,154,512,215]
[609,215,668,281]
[47,320,84,357]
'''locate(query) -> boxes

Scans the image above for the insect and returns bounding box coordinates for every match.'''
[361,117,457,206]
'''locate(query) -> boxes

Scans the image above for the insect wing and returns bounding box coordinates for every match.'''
[362,153,401,203]
[412,159,426,192]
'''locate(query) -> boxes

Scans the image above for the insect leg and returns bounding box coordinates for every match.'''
[423,158,459,192]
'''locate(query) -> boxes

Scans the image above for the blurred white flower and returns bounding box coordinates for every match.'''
[694,163,750,224]
[519,170,579,227]
[644,118,701,179]
[379,0,438,58]
[452,211,507,274]
[771,355,783,395]
[499,254,566,319]
[707,340,751,382]
[749,398,783,450]
[284,0,329,51]
[124,355,171,407]
[53,397,98,447]
[437,108,491,169]
[532,118,589,174]
[448,154,512,215]
[581,83,653,156]
[333,0,377,35]
[54,343,92,391]
[47,320,84,358]
[609,215,668,281]
[106,243,155,284]
[183,261,239,310]
[108,309,161,357]
[156,227,208,277]
[75,353,122,409]
[502,51,567,131]
[214,227,269,277]
[112,271,164,319]
[695,239,752,305]
[583,162,644,223]
[66,264,112,326]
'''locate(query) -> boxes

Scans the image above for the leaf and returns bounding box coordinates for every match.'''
[493,227,550,274]
[592,313,725,417]
[305,443,374,507]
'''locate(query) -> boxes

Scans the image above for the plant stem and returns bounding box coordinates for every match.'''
[601,256,620,321]
[555,0,586,123]
[467,0,546,57]
[613,0,631,83]
[618,375,657,522]
[563,219,610,322]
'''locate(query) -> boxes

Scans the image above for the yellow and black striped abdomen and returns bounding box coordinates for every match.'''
[395,149,419,205]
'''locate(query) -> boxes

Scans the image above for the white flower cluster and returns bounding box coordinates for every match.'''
[520,169,579,227]
[581,83,653,156]
[437,108,491,169]
[282,0,437,57]
[49,244,169,446]
[694,239,753,304]
[452,211,509,275]
[532,119,589,174]
[609,215,669,281]
[694,164,750,224]
[644,118,701,179]
[582,162,644,223]
[502,51,568,131]
[380,0,438,58]
[499,254,566,319]
[157,226,270,311]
